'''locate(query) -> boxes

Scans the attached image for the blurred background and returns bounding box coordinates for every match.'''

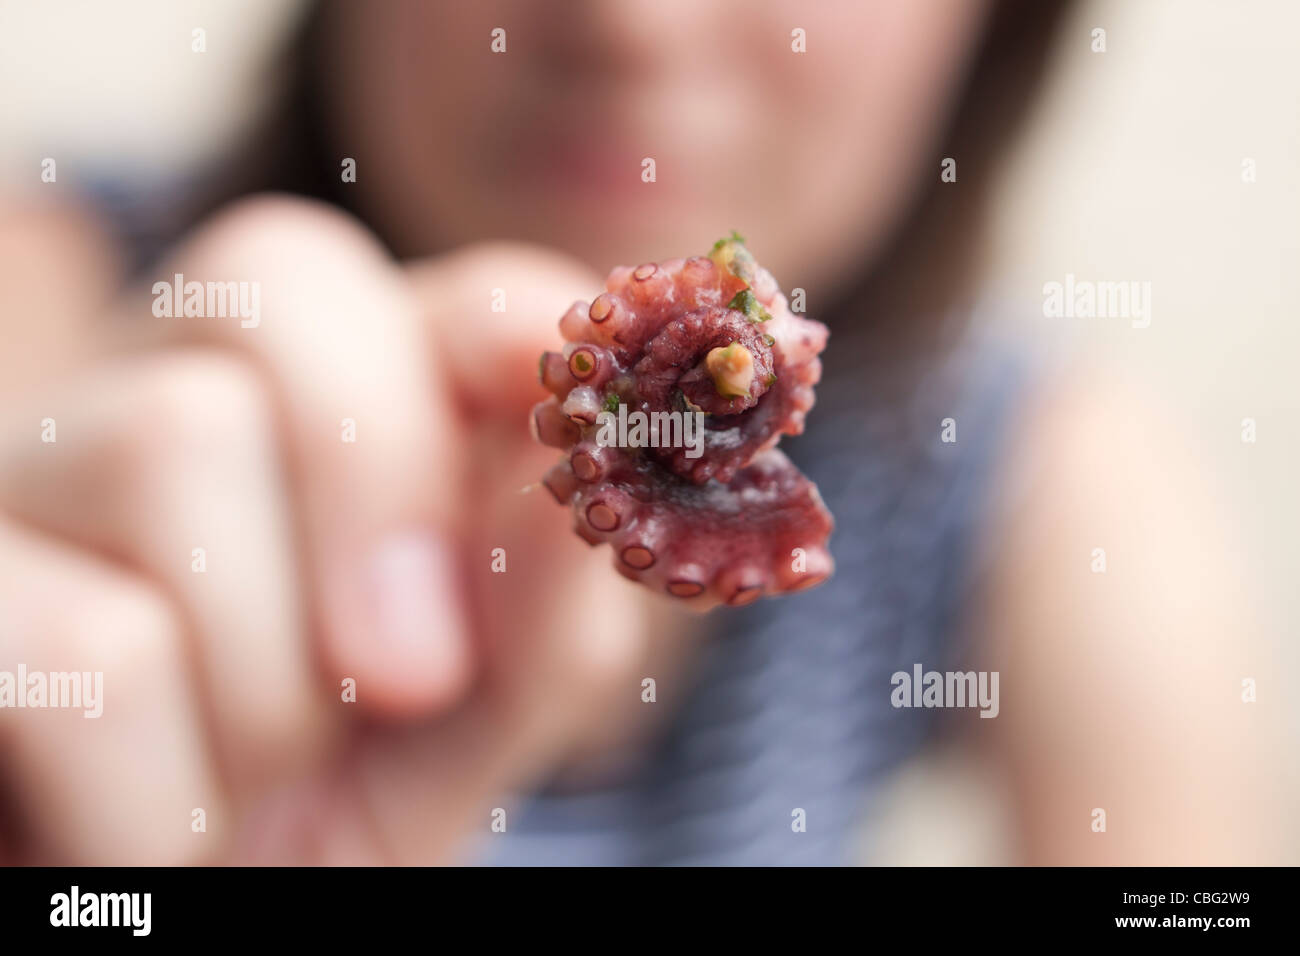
[0,0,1295,864]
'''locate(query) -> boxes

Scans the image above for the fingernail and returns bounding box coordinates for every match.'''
[234,782,310,864]
[360,531,469,709]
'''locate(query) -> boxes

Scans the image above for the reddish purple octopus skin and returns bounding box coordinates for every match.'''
[532,235,834,609]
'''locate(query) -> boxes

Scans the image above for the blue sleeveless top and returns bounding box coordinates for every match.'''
[475,312,1034,865]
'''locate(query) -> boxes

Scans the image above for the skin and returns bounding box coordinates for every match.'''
[322,0,989,289]
[0,1,1276,863]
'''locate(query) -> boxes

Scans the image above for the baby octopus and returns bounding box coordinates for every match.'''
[532,233,834,608]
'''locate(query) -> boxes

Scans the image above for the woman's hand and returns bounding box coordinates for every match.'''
[0,195,670,864]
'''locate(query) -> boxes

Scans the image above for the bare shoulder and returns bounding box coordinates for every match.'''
[977,363,1235,685]
[972,364,1278,863]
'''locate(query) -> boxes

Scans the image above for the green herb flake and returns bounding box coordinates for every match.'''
[727,288,754,311]
[710,229,747,253]
[602,392,621,414]
[709,231,758,287]
[727,288,772,323]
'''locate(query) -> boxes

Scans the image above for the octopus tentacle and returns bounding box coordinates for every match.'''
[532,233,834,608]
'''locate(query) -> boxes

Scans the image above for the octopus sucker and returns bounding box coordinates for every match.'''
[532,233,835,608]
[533,398,579,448]
[541,461,578,505]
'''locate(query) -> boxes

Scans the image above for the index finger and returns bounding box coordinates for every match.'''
[406,241,604,416]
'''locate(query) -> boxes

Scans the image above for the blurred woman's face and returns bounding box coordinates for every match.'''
[324,0,989,291]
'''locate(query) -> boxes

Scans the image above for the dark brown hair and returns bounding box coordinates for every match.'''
[850,0,1072,348]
